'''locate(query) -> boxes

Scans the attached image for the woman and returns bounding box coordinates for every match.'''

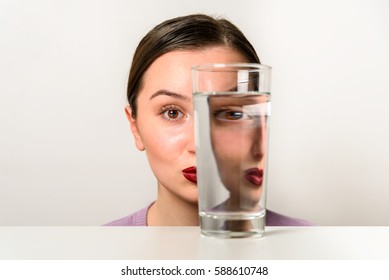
[106,14,312,226]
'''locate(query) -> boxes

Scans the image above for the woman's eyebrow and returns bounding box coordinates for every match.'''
[149,89,191,102]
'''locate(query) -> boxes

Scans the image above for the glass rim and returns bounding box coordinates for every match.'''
[192,63,272,72]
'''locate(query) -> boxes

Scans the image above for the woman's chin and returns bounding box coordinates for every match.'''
[181,190,199,205]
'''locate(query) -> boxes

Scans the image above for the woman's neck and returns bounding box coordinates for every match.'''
[147,184,199,226]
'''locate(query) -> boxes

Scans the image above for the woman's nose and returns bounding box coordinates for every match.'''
[251,118,266,160]
[187,116,196,154]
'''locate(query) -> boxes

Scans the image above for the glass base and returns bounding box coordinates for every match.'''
[200,212,265,238]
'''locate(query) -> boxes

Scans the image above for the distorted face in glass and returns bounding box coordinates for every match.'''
[209,91,270,211]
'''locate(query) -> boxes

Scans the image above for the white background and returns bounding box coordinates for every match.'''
[0,0,388,226]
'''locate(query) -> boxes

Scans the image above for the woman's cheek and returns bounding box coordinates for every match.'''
[212,130,242,160]
[149,126,187,155]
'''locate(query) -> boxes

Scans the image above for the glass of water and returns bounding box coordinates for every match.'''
[192,63,271,238]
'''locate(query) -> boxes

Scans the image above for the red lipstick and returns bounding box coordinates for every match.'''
[244,168,263,186]
[182,166,197,184]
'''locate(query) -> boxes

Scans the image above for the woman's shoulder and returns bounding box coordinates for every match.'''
[104,204,151,226]
[266,209,314,226]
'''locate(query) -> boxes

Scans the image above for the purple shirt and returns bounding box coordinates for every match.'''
[105,203,314,226]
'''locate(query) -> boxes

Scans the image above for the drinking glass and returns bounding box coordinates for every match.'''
[192,63,271,238]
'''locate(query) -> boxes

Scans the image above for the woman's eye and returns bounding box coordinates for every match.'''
[160,106,185,121]
[165,109,181,119]
[214,110,251,121]
[224,111,244,120]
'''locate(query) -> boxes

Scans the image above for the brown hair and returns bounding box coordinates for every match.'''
[127,14,260,118]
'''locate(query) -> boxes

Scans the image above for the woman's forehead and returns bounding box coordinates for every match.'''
[148,47,247,72]
[138,47,247,100]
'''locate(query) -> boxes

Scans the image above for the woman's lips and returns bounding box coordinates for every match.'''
[244,168,263,186]
[182,166,197,183]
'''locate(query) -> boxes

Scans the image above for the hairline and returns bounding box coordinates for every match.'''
[132,44,242,118]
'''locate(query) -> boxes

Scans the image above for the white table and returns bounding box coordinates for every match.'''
[0,226,388,259]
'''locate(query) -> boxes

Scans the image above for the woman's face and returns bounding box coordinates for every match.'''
[209,95,269,210]
[126,46,247,205]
